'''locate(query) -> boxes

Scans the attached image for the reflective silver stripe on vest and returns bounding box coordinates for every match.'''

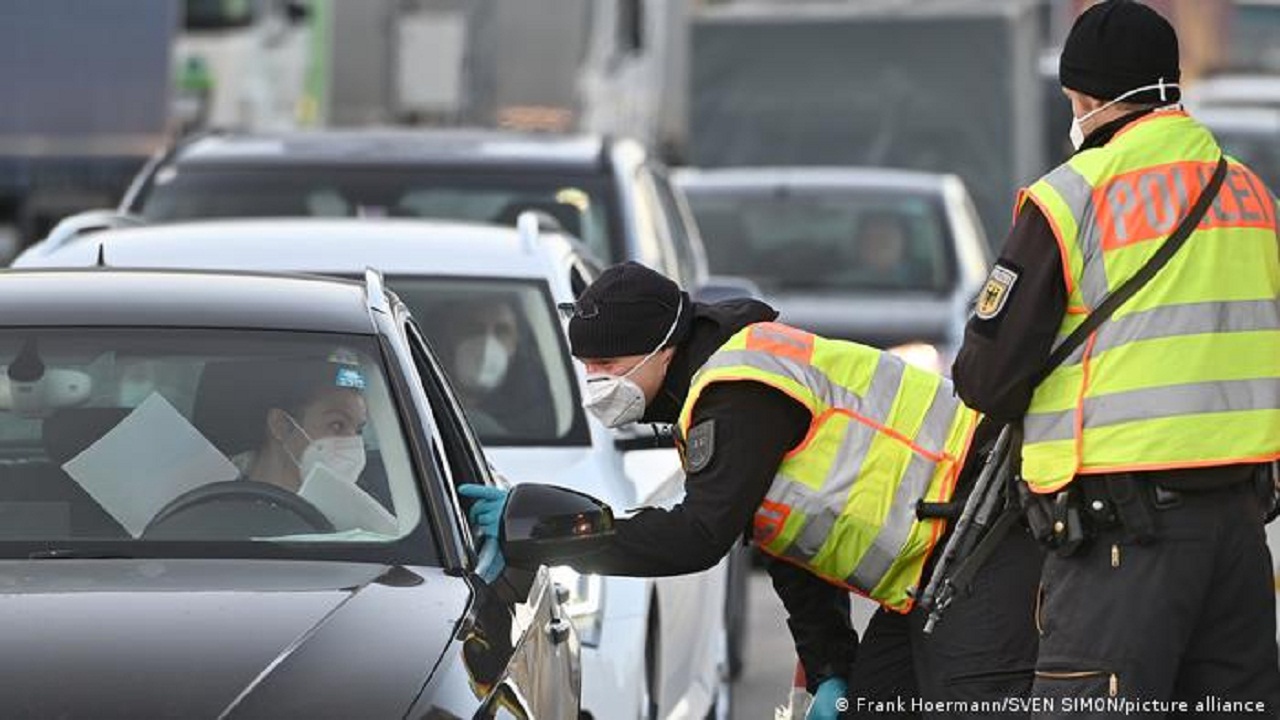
[847,381,960,589]
[1054,299,1280,367]
[1024,377,1280,443]
[765,420,879,563]
[696,349,901,419]
[1039,163,1111,307]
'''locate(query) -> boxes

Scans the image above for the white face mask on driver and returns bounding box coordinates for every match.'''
[284,414,367,485]
[583,297,683,429]
[1069,79,1179,150]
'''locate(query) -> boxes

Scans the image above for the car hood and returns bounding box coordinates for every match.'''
[0,559,469,719]
[769,291,959,347]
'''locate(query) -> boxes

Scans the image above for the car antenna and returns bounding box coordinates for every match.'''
[95,243,108,267]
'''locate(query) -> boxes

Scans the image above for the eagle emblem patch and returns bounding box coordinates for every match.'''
[975,264,1019,320]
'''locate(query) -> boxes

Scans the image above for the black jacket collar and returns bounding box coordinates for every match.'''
[1076,106,1159,153]
[641,298,778,424]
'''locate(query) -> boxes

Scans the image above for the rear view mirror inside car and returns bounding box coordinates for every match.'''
[0,369,93,418]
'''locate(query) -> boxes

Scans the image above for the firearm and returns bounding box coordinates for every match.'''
[917,424,1014,635]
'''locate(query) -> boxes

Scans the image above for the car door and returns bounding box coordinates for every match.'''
[403,319,580,718]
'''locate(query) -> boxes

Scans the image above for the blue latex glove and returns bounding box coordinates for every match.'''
[458,484,509,540]
[806,677,848,720]
[475,537,506,584]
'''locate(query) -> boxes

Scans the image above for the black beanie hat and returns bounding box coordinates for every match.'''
[1060,0,1180,104]
[568,262,692,358]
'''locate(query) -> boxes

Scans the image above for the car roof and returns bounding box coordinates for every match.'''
[19,218,577,283]
[169,129,610,171]
[671,166,952,194]
[0,268,378,332]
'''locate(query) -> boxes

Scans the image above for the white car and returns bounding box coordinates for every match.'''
[15,215,734,720]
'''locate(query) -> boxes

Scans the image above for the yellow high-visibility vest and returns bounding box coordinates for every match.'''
[1018,109,1280,492]
[676,322,979,612]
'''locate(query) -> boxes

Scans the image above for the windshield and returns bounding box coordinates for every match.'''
[0,329,435,563]
[683,188,957,294]
[389,278,589,447]
[139,166,622,265]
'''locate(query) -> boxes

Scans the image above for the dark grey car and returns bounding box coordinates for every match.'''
[0,269,610,718]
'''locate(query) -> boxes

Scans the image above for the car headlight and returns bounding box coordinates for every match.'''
[548,566,605,647]
[888,342,947,375]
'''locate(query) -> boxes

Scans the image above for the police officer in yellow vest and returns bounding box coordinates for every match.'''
[467,261,1044,718]
[953,0,1280,712]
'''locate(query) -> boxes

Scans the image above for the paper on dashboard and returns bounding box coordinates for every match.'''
[299,463,398,536]
[61,393,239,537]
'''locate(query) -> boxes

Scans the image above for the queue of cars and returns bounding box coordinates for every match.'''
[15,216,733,720]
[4,126,999,717]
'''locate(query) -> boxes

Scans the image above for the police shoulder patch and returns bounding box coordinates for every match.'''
[684,419,716,474]
[975,263,1019,320]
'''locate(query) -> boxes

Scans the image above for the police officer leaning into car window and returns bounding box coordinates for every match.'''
[465,260,1044,719]
[952,1,1280,714]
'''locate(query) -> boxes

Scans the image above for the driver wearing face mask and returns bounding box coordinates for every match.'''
[234,363,369,494]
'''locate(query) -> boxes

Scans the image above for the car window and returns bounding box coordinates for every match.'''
[140,166,624,267]
[684,188,957,294]
[389,278,589,448]
[0,329,436,562]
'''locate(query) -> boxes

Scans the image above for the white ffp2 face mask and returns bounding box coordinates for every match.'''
[1069,79,1180,150]
[582,297,683,429]
[286,414,367,484]
[584,371,648,428]
[455,333,510,391]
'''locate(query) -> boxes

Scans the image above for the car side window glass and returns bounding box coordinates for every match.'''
[405,321,491,490]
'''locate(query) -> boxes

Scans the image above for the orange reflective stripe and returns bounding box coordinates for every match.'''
[1094,160,1274,251]
[754,500,790,546]
[746,322,815,364]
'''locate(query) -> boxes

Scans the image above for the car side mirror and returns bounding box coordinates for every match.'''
[502,484,615,567]
[694,274,763,303]
[613,423,676,452]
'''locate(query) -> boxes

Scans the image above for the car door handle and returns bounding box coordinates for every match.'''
[546,617,572,645]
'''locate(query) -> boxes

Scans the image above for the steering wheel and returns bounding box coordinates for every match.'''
[143,480,335,539]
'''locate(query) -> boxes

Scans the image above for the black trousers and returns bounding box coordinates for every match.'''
[847,526,1045,719]
[1029,479,1280,719]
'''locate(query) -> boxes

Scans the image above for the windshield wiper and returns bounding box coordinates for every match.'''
[28,549,136,560]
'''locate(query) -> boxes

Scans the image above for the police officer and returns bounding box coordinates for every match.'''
[466,261,1043,718]
[952,0,1280,713]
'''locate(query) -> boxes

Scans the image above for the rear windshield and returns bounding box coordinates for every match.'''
[0,328,437,564]
[139,165,623,265]
[683,187,957,295]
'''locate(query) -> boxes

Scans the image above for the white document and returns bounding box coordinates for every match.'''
[298,464,398,536]
[62,393,240,538]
